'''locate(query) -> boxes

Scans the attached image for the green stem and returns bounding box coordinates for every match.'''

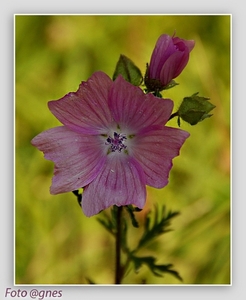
[168,111,179,121]
[115,206,123,284]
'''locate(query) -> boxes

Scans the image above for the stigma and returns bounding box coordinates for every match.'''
[105,132,127,153]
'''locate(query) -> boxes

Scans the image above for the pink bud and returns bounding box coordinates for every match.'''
[145,34,195,91]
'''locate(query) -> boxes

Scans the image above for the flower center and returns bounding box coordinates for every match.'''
[105,132,127,153]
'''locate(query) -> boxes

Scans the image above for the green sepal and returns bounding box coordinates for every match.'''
[113,54,143,86]
[144,62,179,94]
[178,92,216,126]
[163,79,179,90]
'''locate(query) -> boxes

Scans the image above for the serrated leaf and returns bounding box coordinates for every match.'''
[97,207,118,236]
[124,205,141,228]
[131,255,182,281]
[137,205,180,250]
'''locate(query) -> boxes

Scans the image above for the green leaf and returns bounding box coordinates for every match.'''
[97,216,115,236]
[124,205,142,228]
[113,54,143,86]
[137,205,180,250]
[131,254,182,281]
[178,92,216,126]
[97,206,118,236]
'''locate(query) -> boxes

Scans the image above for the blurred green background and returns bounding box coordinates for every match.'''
[15,15,230,285]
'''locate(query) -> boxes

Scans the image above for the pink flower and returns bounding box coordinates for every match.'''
[31,71,189,217]
[145,34,195,91]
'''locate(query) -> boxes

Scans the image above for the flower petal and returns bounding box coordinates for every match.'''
[82,154,146,217]
[48,71,114,134]
[131,126,190,188]
[173,37,195,52]
[160,50,189,85]
[31,126,106,193]
[148,34,176,79]
[108,75,174,132]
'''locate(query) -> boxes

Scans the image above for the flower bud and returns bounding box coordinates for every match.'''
[145,34,195,92]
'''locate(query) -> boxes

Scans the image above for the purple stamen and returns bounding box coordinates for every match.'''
[105,132,127,153]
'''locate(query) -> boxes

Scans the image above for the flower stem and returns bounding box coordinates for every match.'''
[168,111,179,121]
[115,206,123,284]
